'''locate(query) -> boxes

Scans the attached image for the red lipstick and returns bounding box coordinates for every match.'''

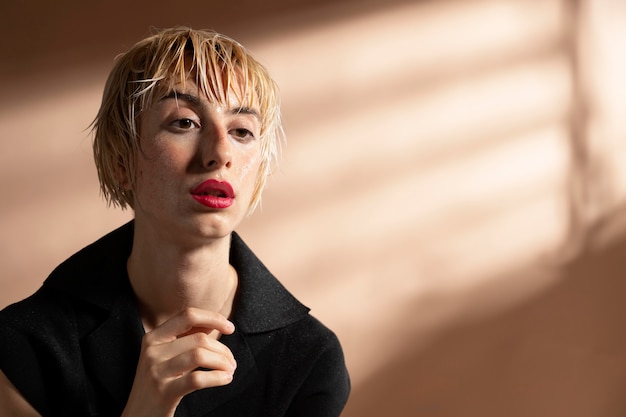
[191,179,235,209]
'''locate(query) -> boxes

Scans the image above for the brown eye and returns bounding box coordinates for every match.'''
[171,118,198,130]
[231,128,255,141]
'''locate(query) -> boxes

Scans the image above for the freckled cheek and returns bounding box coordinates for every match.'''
[135,152,187,201]
[236,152,262,195]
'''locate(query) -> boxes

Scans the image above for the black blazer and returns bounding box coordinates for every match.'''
[0,222,350,416]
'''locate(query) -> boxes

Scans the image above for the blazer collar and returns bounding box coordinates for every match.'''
[46,221,310,331]
[43,221,310,413]
[228,231,310,334]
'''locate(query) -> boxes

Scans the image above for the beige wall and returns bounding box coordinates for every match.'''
[1,0,626,415]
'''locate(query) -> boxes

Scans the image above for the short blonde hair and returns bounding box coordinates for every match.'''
[92,26,283,211]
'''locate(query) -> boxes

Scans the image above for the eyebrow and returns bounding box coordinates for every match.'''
[161,91,201,106]
[232,106,261,121]
[161,90,261,121]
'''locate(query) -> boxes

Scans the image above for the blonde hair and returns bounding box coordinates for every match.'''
[92,26,283,211]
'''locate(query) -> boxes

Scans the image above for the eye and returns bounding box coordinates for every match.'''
[170,118,199,130]
[231,128,256,142]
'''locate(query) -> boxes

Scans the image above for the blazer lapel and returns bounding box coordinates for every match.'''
[42,221,141,412]
[80,291,144,411]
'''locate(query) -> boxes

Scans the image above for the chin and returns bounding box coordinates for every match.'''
[191,215,240,240]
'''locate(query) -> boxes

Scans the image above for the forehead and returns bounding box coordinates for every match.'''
[154,70,260,112]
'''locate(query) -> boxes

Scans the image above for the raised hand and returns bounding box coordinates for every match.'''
[121,308,237,417]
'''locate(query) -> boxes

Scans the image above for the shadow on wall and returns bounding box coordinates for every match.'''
[342,209,626,417]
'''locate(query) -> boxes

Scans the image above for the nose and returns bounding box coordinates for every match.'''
[201,126,232,170]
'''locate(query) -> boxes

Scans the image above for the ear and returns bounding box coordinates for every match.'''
[114,161,132,190]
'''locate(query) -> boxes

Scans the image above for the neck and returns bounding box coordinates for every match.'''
[127,223,238,332]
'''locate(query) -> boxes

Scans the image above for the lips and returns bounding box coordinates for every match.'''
[191,179,235,209]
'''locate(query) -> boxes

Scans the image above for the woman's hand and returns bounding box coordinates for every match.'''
[121,308,237,417]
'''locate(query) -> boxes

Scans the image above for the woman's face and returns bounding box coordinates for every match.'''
[131,79,262,245]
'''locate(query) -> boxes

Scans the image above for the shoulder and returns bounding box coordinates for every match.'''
[0,221,136,346]
[0,283,75,346]
[282,316,351,415]
[43,221,133,298]
[0,222,136,416]
[1,221,134,329]
[243,314,351,415]
[280,314,348,374]
[285,314,344,350]
[0,286,76,415]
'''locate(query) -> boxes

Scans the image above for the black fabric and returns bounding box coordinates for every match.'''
[0,221,350,416]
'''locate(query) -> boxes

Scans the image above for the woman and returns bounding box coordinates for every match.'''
[0,27,350,417]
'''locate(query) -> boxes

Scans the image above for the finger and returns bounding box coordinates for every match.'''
[145,308,235,344]
[150,331,236,368]
[157,345,237,379]
[140,328,236,385]
[178,332,236,366]
[168,368,234,398]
